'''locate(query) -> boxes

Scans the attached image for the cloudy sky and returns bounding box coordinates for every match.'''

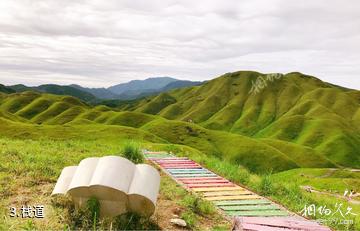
[0,0,359,89]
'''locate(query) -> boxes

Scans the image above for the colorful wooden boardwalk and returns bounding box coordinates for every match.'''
[144,151,331,231]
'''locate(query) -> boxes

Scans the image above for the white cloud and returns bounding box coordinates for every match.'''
[0,0,359,89]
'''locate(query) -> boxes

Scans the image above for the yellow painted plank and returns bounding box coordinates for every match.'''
[192,186,243,192]
[205,194,262,201]
[203,190,251,197]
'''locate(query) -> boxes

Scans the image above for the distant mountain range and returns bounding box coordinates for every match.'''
[1,77,202,102]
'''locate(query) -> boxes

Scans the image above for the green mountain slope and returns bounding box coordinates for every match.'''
[0,84,15,94]
[119,71,360,168]
[0,90,337,173]
[8,84,97,102]
[0,71,358,171]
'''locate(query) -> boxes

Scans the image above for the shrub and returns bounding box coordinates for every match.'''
[182,194,216,216]
[181,210,196,228]
[112,212,159,230]
[121,140,144,164]
[259,172,274,195]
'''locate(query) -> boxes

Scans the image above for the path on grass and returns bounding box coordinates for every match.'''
[144,151,331,231]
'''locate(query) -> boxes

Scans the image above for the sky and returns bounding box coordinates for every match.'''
[0,0,359,89]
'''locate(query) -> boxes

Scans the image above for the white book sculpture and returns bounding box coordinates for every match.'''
[52,156,160,217]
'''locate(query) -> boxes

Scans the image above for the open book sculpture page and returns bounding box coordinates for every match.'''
[51,156,160,217]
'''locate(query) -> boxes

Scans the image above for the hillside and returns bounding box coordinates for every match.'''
[8,84,97,102]
[0,91,353,173]
[118,71,360,168]
[108,77,177,95]
[6,78,202,101]
[0,71,359,172]
[0,84,15,94]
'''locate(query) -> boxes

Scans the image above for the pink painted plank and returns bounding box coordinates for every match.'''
[176,177,224,181]
[156,161,196,164]
[160,164,201,168]
[241,217,331,231]
[241,223,294,231]
[156,157,188,159]
[155,159,195,162]
[162,166,203,169]
[186,182,236,188]
[157,161,197,165]
[159,162,198,165]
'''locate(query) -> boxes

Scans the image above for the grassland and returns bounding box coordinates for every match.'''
[0,135,230,230]
[0,70,359,230]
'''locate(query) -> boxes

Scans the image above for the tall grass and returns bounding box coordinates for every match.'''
[121,140,144,164]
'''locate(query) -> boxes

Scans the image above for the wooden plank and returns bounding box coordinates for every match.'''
[168,169,209,172]
[203,190,250,197]
[152,157,188,160]
[240,223,294,231]
[181,179,230,184]
[158,161,195,164]
[205,195,262,201]
[192,186,241,192]
[219,205,280,211]
[177,177,224,181]
[167,168,207,171]
[155,160,194,163]
[185,183,235,188]
[163,166,203,169]
[187,182,235,188]
[144,151,169,154]
[160,164,201,168]
[226,210,288,216]
[214,199,271,206]
[240,217,331,231]
[146,155,172,158]
[170,171,212,175]
[173,173,218,178]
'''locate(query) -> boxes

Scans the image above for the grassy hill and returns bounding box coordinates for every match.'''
[117,71,360,168]
[0,71,359,172]
[0,84,15,94]
[1,71,359,230]
[8,84,97,102]
[0,92,348,172]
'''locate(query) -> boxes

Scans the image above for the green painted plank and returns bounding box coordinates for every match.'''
[220,205,280,211]
[215,199,271,206]
[146,154,172,157]
[226,210,288,217]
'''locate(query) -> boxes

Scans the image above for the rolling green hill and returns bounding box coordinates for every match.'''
[8,84,97,102]
[118,71,360,168]
[0,71,359,172]
[0,84,16,94]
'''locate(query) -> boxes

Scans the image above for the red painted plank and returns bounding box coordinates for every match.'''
[160,165,201,168]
